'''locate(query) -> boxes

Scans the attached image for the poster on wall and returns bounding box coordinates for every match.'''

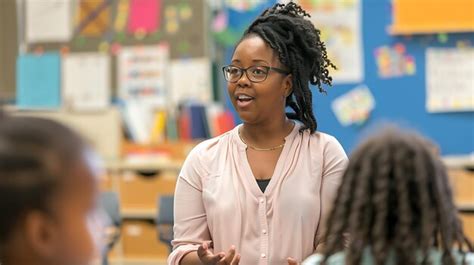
[282,0,364,84]
[117,44,169,105]
[331,85,375,126]
[169,57,212,106]
[374,43,416,78]
[62,53,111,111]
[26,0,73,43]
[426,48,474,113]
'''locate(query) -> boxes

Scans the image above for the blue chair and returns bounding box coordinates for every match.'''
[156,195,174,253]
[99,191,121,265]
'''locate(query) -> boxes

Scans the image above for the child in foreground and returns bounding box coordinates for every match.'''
[0,115,104,265]
[303,127,473,265]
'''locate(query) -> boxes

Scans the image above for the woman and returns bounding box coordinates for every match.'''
[303,128,474,265]
[168,3,348,265]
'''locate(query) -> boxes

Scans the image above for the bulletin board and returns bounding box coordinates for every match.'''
[312,0,474,156]
[223,0,474,155]
[24,0,207,59]
[21,0,208,93]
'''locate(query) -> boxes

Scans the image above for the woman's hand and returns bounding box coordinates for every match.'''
[287,257,299,265]
[197,242,241,265]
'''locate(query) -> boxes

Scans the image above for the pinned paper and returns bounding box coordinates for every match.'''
[169,57,212,105]
[301,0,363,84]
[118,44,169,108]
[76,0,111,37]
[62,53,111,111]
[374,43,416,78]
[128,0,160,33]
[17,53,61,109]
[426,48,474,112]
[331,85,375,126]
[26,0,72,43]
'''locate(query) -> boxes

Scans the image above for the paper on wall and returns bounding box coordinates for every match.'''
[17,52,61,109]
[169,57,212,106]
[331,85,375,126]
[426,48,474,112]
[128,0,161,33]
[287,0,364,84]
[26,0,72,43]
[374,43,416,78]
[118,44,169,103]
[62,53,111,111]
[76,0,112,37]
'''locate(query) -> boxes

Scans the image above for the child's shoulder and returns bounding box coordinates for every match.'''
[302,250,474,265]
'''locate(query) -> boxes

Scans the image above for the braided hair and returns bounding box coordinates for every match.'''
[321,128,473,265]
[240,2,335,133]
[0,116,86,257]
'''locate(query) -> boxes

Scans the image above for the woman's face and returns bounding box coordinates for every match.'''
[227,35,292,125]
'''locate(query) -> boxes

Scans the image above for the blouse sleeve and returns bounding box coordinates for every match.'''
[167,145,212,265]
[314,135,348,252]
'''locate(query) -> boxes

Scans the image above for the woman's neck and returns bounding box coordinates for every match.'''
[241,117,294,147]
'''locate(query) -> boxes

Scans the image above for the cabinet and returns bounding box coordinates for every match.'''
[445,155,474,242]
[103,142,195,265]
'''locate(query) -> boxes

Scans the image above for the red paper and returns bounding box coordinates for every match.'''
[128,0,161,33]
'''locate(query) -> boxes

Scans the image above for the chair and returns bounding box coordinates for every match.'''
[99,191,121,265]
[156,195,174,253]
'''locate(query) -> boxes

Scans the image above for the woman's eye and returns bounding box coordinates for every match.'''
[252,68,266,75]
[229,68,240,75]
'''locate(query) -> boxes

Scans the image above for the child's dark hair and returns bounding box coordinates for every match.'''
[242,2,336,133]
[0,116,86,254]
[322,128,473,265]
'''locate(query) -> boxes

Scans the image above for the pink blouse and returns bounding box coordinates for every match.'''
[168,123,348,265]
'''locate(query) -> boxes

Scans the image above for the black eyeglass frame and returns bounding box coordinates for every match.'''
[222,65,290,83]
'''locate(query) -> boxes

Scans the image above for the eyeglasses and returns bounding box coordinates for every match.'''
[222,65,290,83]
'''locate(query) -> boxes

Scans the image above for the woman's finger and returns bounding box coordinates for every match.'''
[197,242,209,258]
[287,257,298,265]
[230,253,241,265]
[222,245,236,264]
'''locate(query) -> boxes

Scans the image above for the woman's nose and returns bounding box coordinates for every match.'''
[236,70,251,87]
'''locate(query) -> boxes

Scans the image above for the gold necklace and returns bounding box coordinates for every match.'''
[238,130,285,151]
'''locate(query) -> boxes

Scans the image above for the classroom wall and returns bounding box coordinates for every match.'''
[223,0,474,156]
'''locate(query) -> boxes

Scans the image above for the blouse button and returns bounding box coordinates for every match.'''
[261,253,266,258]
